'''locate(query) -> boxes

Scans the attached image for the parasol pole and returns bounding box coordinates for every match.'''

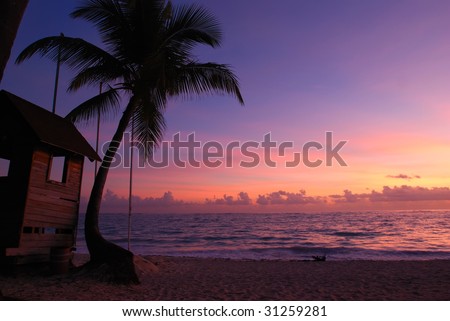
[51,33,64,114]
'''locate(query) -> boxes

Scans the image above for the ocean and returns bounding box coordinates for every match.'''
[76,210,450,261]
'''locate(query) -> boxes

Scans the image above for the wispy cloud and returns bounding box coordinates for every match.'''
[386,174,421,180]
[330,185,450,203]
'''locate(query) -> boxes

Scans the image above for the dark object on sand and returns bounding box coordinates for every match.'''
[312,255,327,261]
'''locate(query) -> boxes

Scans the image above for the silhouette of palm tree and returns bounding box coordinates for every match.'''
[0,0,29,83]
[17,0,243,283]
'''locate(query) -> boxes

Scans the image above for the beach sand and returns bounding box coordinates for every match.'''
[1,255,450,300]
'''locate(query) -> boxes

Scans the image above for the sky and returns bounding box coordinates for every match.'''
[3,0,450,213]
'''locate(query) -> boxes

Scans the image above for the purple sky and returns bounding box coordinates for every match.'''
[3,0,450,213]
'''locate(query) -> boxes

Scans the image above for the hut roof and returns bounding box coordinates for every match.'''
[1,90,101,162]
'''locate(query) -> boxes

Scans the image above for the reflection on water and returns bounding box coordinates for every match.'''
[76,210,450,260]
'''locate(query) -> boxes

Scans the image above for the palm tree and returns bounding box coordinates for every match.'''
[16,0,243,283]
[0,0,29,83]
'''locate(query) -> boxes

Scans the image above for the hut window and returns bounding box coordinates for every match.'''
[48,156,67,183]
[0,157,10,177]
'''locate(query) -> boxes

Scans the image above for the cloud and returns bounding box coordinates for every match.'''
[386,174,421,180]
[101,189,185,211]
[329,189,361,203]
[369,185,450,202]
[330,185,450,203]
[87,185,450,214]
[256,190,325,205]
[205,192,252,205]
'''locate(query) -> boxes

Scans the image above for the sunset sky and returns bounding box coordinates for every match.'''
[3,0,450,213]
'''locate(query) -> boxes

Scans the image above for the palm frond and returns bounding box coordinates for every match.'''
[72,0,166,62]
[170,62,244,105]
[130,98,166,160]
[71,0,132,56]
[126,0,167,63]
[16,35,121,72]
[161,1,173,20]
[68,64,129,91]
[65,86,121,125]
[163,3,222,51]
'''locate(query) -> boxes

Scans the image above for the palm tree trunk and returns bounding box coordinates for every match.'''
[0,0,29,83]
[84,96,139,283]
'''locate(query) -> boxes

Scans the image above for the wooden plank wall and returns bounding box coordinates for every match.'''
[20,148,83,248]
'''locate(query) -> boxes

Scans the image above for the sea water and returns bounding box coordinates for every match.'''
[76,210,450,260]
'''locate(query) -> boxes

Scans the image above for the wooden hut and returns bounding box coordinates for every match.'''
[0,90,100,265]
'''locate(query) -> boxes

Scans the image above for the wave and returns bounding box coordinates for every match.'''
[330,231,381,237]
[76,211,450,261]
